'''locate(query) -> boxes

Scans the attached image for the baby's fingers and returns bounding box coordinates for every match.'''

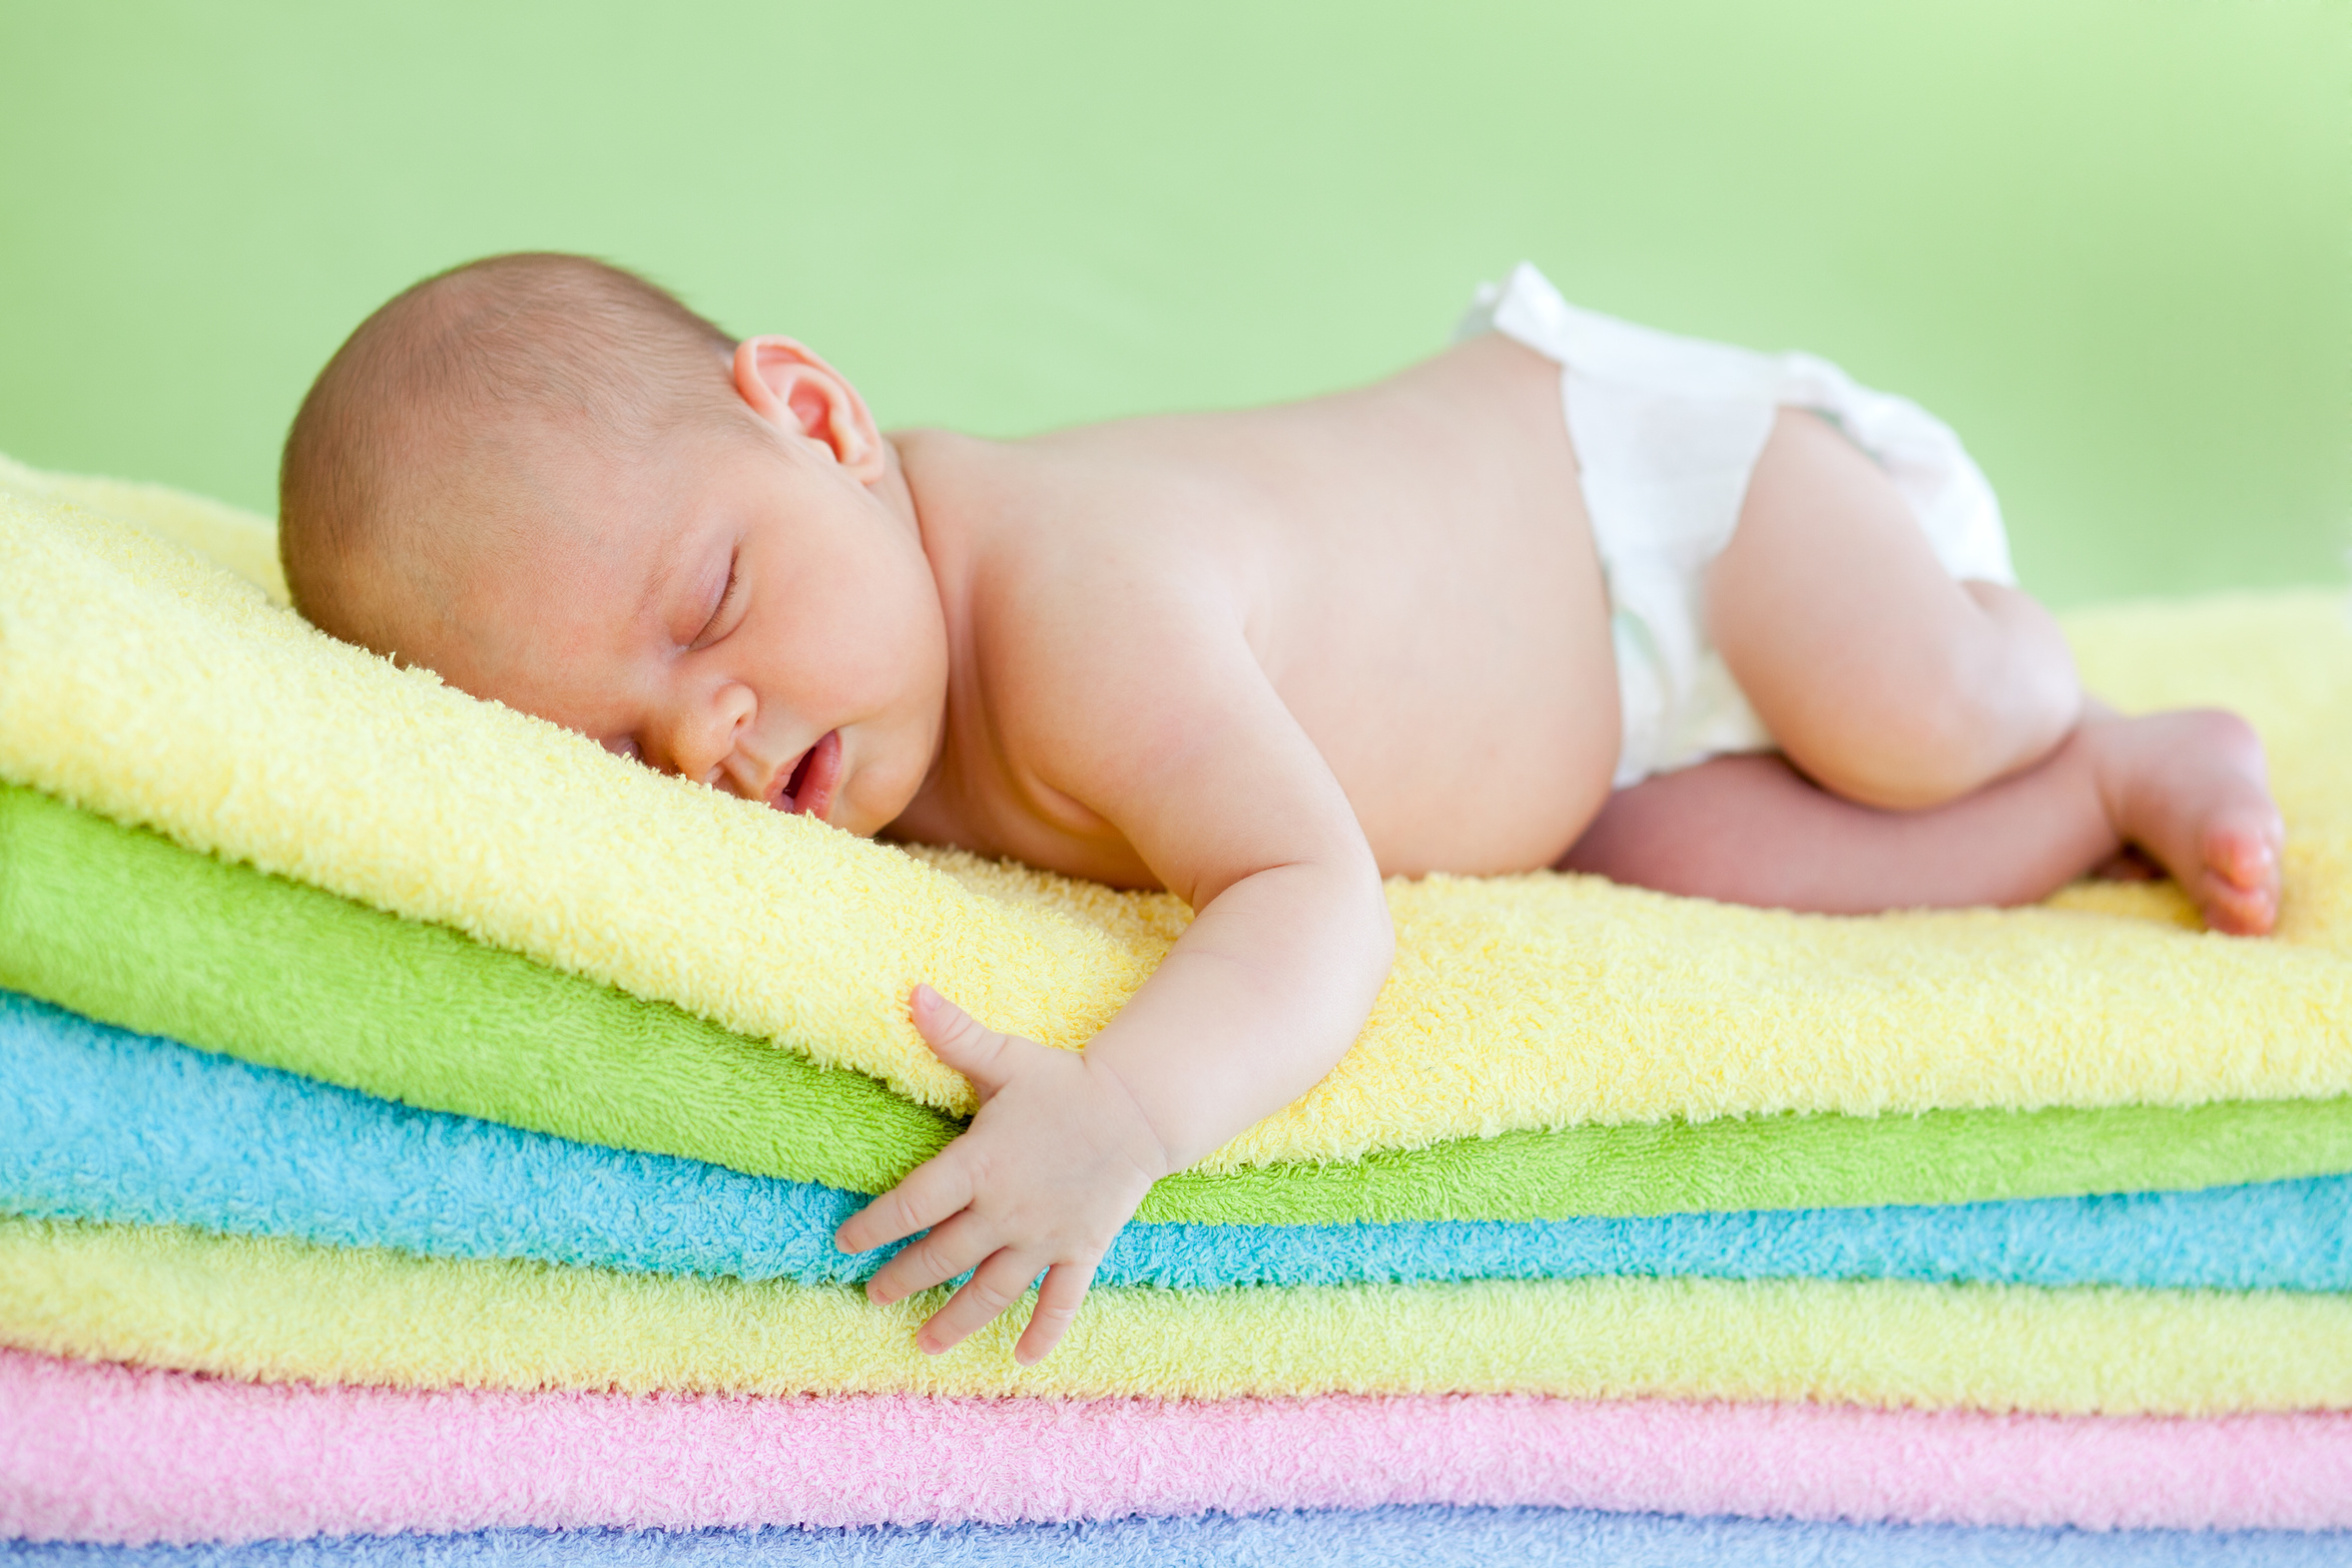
[1014,1259,1098,1366]
[916,1249,1046,1356]
[865,1212,995,1306]
[907,985,1034,1102]
[835,1156,974,1256]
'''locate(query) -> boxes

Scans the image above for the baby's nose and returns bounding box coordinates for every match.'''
[662,682,759,789]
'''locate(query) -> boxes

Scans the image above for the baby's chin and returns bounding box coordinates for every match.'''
[810,737,922,840]
[827,780,917,840]
[816,798,893,840]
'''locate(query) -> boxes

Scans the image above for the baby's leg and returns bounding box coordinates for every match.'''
[1707,409,2079,811]
[1559,706,2283,934]
[1696,408,2280,930]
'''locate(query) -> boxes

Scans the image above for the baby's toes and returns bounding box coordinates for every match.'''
[2196,820,2281,935]
[2203,813,2279,892]
[2197,872,2276,937]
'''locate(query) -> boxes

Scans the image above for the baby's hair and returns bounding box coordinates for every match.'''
[278,252,737,644]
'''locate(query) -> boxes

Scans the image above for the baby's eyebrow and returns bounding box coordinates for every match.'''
[632,510,712,630]
[635,551,685,623]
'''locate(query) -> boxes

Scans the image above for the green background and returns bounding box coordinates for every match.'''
[3,1,2343,606]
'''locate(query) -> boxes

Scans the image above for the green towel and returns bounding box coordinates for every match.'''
[7,781,2349,1222]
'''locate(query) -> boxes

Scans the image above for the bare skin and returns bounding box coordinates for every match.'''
[1562,708,2280,933]
[1563,407,2284,931]
[374,323,2283,1366]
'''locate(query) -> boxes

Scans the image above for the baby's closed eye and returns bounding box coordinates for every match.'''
[600,737,643,763]
[687,551,743,651]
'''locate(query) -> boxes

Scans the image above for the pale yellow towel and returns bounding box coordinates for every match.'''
[5,1216,2348,1416]
[2,462,2348,1171]
[0,454,290,606]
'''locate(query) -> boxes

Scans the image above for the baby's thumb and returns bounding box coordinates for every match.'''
[908,984,1018,1100]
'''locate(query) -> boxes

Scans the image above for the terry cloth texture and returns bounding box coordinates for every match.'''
[4,472,2352,1164]
[12,795,2351,1222]
[9,1347,2352,1541]
[11,790,2352,1223]
[9,1217,2352,1413]
[13,990,2352,1293]
[0,454,290,606]
[4,1516,2348,1568]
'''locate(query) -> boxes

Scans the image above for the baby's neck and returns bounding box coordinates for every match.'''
[882,428,990,829]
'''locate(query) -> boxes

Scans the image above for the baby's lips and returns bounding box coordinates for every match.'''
[784,729,844,820]
[766,747,811,811]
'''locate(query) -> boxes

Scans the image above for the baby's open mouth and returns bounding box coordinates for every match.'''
[773,730,843,821]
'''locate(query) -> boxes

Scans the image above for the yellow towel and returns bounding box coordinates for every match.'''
[3,460,2349,1171]
[5,1216,2347,1416]
[0,454,290,606]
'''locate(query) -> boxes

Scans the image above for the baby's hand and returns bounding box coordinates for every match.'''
[836,984,1171,1364]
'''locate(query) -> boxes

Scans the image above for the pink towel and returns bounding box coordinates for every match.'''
[6,1347,2349,1544]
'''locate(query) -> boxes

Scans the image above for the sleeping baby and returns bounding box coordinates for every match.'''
[277,253,2283,1363]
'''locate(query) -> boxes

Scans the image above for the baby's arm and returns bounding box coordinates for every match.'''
[834,614,1393,1362]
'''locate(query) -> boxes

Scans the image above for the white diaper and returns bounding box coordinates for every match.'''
[1460,263,2017,787]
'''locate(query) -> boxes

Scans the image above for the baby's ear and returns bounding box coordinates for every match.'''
[732,336,885,482]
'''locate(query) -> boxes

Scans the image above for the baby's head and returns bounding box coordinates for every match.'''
[279,253,947,833]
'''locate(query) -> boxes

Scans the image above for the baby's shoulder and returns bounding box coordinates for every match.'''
[903,422,1278,747]
[930,443,1234,634]
[973,536,1241,716]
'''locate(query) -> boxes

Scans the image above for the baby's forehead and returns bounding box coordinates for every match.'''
[455,424,723,613]
[430,407,668,545]
[386,494,667,710]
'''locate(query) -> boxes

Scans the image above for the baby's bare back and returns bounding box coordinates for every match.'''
[888,332,1621,885]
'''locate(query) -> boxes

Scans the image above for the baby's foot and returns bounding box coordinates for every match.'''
[2081,708,2285,935]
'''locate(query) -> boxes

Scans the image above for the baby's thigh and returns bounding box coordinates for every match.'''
[1704,410,2068,807]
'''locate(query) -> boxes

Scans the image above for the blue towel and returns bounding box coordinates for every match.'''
[8,988,2352,1291]
[5,1511,2348,1567]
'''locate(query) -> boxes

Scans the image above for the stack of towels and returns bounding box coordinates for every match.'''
[4,455,2352,1566]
